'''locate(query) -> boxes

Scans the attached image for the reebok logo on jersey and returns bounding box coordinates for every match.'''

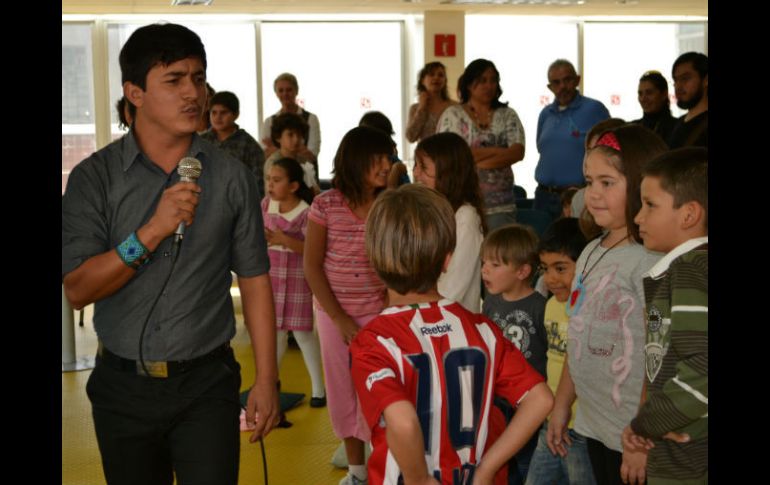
[420,322,452,337]
[366,368,396,391]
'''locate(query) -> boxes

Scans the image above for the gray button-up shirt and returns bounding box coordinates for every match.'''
[62,131,269,361]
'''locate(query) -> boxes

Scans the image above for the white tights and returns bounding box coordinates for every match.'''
[276,329,325,399]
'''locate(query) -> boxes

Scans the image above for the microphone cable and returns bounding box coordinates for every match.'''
[258,435,269,485]
[241,402,270,485]
[137,237,183,378]
[136,240,271,485]
[138,156,201,376]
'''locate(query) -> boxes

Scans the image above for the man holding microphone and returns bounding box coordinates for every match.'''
[62,23,279,485]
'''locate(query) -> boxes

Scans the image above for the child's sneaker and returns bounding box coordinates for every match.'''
[339,473,367,485]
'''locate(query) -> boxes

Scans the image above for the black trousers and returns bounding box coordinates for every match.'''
[586,437,646,485]
[86,349,242,485]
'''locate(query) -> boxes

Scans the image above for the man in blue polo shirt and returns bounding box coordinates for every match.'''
[534,59,610,221]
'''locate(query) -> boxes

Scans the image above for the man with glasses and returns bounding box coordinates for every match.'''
[534,59,610,221]
[668,52,708,149]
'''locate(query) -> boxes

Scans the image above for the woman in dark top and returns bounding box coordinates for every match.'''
[633,70,676,143]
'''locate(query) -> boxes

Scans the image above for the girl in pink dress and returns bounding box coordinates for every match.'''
[262,157,325,407]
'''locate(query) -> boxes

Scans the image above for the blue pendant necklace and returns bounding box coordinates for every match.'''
[566,233,629,316]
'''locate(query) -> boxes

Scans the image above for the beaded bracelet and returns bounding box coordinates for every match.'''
[115,232,151,269]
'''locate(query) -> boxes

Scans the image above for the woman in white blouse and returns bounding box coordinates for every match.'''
[437,58,526,231]
[260,72,321,178]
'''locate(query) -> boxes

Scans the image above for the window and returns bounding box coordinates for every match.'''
[260,21,403,180]
[465,17,706,197]
[583,22,708,122]
[64,15,706,197]
[106,22,259,142]
[62,23,95,194]
[466,16,579,196]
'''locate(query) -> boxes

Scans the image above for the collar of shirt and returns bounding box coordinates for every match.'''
[121,130,209,173]
[644,236,708,279]
[548,91,585,114]
[201,124,242,143]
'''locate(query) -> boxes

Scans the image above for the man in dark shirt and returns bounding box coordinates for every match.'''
[62,23,279,485]
[668,52,708,149]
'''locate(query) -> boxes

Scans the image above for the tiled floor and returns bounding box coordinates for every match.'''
[62,304,348,485]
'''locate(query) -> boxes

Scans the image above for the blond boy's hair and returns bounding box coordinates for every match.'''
[482,224,540,285]
[366,185,456,294]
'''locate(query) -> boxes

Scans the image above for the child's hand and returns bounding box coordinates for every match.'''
[662,431,690,444]
[265,228,285,247]
[620,444,648,485]
[546,409,572,457]
[417,91,429,110]
[297,145,315,161]
[621,425,653,451]
[470,463,495,485]
[333,314,360,344]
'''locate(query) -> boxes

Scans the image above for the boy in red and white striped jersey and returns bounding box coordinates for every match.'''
[351,185,553,485]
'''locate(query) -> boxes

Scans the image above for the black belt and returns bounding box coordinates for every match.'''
[96,341,232,378]
[538,184,579,194]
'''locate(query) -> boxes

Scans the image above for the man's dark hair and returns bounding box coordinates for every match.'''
[672,52,708,79]
[115,96,135,130]
[271,112,309,147]
[538,217,588,262]
[209,91,239,114]
[119,23,207,90]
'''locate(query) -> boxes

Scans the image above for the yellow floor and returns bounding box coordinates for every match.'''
[62,305,348,485]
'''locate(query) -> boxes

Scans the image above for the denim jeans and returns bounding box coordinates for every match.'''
[524,427,597,485]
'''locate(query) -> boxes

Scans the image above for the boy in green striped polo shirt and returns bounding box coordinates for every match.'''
[622,147,708,485]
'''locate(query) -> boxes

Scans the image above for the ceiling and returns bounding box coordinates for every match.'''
[62,0,708,17]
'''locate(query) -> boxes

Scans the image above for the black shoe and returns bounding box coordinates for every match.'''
[309,396,327,408]
[276,412,293,428]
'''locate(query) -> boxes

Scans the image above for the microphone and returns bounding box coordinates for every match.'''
[174,157,203,245]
